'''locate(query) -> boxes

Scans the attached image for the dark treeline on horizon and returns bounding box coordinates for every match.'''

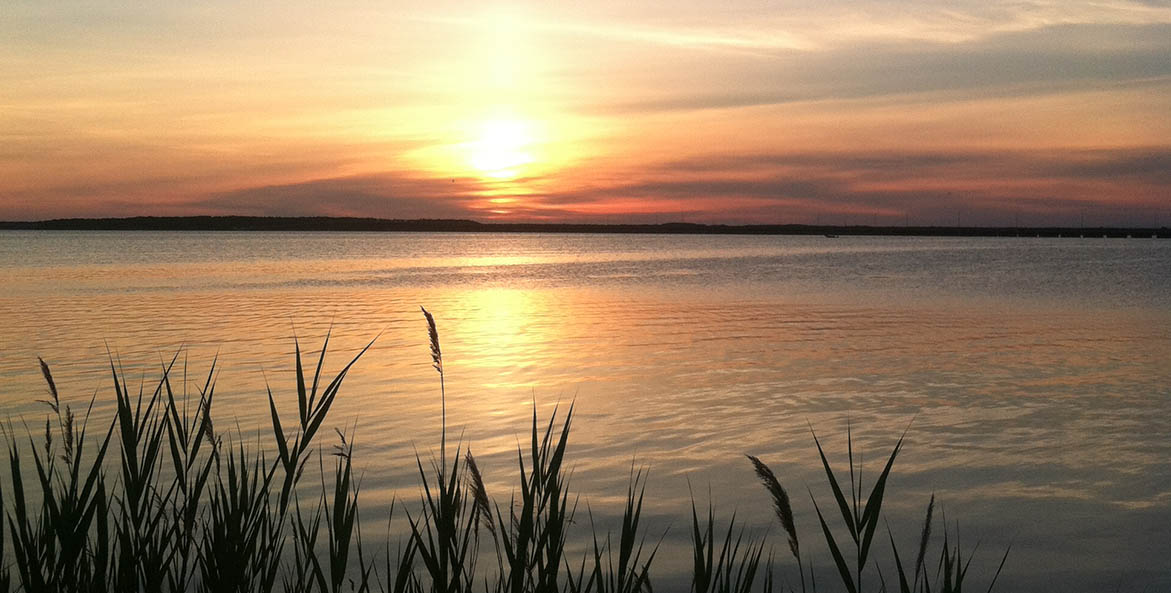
[1,215,1168,238]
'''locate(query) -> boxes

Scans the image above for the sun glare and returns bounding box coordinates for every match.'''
[467,117,537,180]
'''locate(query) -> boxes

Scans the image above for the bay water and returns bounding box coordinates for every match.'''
[0,231,1168,592]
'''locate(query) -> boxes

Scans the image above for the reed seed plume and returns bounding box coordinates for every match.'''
[421,306,446,472]
[333,427,352,459]
[465,450,495,537]
[914,493,935,585]
[746,455,800,561]
[37,356,60,414]
[43,417,52,459]
[61,405,75,467]
[421,306,442,374]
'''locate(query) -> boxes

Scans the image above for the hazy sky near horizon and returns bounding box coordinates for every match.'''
[3,1,1170,225]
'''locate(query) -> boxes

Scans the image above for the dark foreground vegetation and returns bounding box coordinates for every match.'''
[1,311,1008,593]
[1,215,1167,238]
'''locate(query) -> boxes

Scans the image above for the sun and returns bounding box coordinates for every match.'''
[466,117,537,180]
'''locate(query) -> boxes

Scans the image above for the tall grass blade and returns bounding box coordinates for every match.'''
[886,525,912,593]
[858,434,905,570]
[985,545,1011,593]
[296,337,309,428]
[810,429,858,545]
[0,484,8,593]
[811,495,856,593]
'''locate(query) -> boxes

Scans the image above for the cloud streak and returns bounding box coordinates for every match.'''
[24,146,1152,227]
[590,23,1171,116]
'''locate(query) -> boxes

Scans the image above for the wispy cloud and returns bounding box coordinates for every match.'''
[418,0,1171,52]
[590,23,1171,115]
[193,175,485,219]
[19,146,1152,227]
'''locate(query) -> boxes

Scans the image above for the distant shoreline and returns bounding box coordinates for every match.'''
[1,216,1168,238]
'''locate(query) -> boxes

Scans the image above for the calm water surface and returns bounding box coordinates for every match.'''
[1,232,1169,592]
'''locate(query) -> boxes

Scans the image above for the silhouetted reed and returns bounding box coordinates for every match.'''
[689,499,769,593]
[747,427,1010,593]
[0,312,1008,593]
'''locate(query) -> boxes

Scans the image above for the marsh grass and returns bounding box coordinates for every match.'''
[0,313,1009,593]
[689,499,769,593]
[747,428,1010,593]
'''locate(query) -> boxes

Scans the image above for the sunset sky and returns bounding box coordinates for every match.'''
[3,1,1170,226]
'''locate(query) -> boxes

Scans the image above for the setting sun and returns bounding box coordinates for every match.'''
[467,117,537,180]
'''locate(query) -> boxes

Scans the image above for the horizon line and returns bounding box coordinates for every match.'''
[1,215,1168,237]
